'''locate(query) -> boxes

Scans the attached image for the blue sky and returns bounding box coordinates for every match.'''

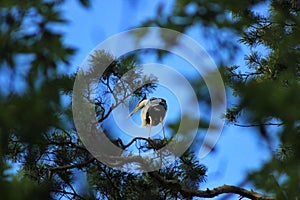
[62,1,272,199]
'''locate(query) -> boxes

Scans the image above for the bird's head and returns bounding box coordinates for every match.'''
[127,99,148,118]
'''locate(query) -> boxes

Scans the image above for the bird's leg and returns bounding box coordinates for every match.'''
[148,116,152,139]
[160,117,166,139]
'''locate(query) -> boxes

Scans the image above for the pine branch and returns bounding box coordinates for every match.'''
[48,157,95,178]
[96,155,146,167]
[51,189,86,200]
[47,141,87,151]
[234,123,283,127]
[149,172,275,200]
[46,138,275,199]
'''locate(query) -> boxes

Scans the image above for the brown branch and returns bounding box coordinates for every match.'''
[182,185,275,200]
[149,172,275,200]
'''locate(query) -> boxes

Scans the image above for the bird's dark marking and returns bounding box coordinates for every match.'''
[145,98,167,126]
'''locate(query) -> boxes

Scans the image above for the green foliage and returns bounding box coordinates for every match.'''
[0,168,51,200]
[0,0,89,199]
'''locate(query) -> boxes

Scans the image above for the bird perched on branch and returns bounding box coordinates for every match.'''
[128,97,167,139]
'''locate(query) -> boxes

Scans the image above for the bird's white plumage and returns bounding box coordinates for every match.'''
[128,97,167,138]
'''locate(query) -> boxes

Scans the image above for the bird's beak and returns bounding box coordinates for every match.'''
[127,105,142,118]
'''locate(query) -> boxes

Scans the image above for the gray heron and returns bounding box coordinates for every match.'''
[128,97,167,139]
